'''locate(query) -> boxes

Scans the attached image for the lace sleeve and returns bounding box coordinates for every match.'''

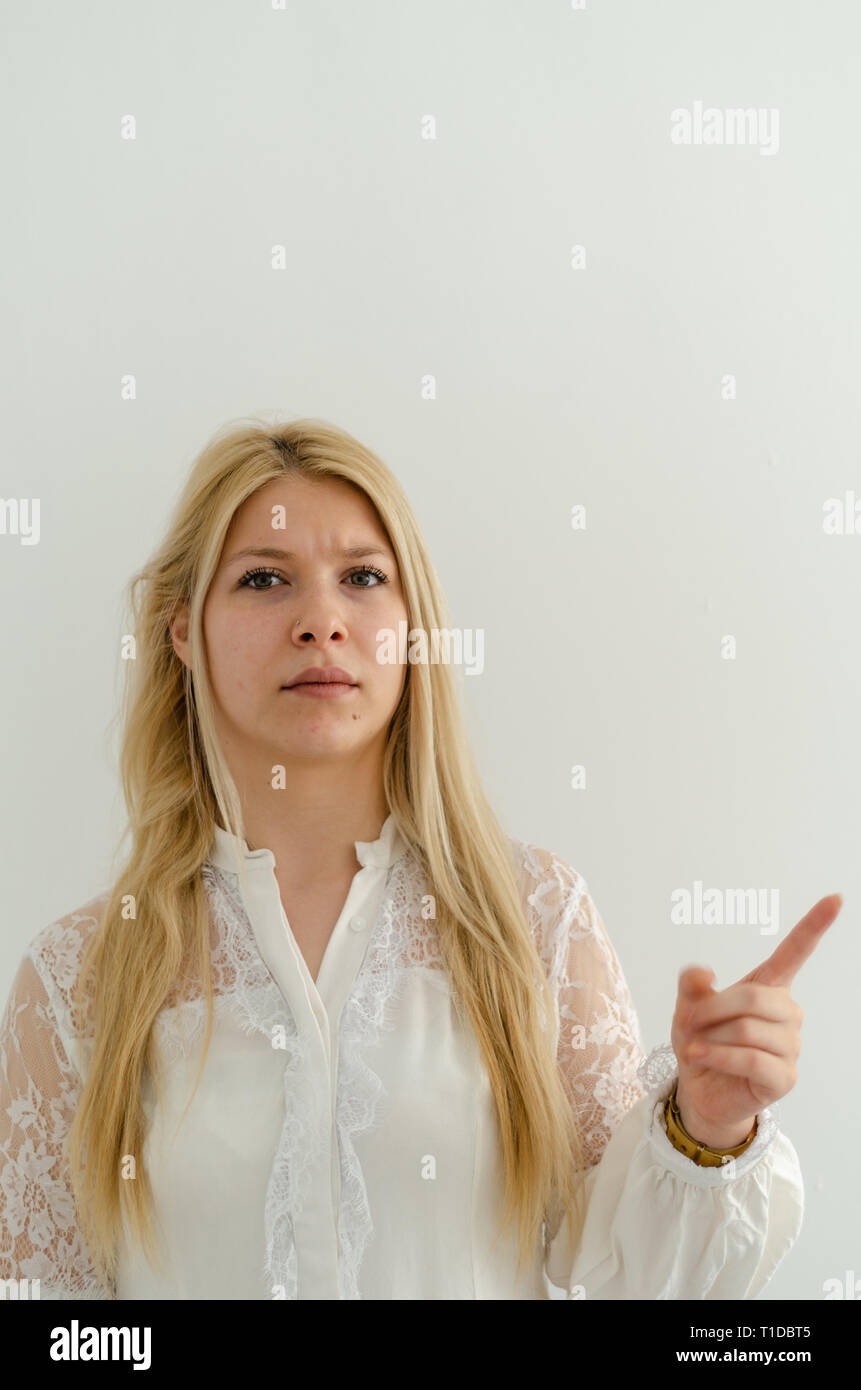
[0,944,112,1299]
[512,841,804,1298]
[513,841,648,1171]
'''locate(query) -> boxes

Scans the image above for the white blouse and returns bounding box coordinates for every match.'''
[0,814,804,1300]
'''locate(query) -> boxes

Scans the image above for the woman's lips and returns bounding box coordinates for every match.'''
[283,682,358,699]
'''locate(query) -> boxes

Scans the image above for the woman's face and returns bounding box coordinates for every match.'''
[173,474,409,773]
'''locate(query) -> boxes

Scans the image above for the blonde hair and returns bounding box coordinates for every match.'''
[66,416,587,1292]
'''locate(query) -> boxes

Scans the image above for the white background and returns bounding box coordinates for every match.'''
[1,1,858,1299]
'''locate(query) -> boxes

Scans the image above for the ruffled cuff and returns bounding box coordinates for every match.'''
[637,1042,781,1186]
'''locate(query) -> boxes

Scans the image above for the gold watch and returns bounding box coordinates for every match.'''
[663,1080,758,1167]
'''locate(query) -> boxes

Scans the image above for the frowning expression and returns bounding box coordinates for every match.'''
[176,474,409,768]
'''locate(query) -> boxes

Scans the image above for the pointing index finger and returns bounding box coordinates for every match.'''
[744,893,842,988]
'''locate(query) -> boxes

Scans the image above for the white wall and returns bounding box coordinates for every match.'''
[1,0,858,1299]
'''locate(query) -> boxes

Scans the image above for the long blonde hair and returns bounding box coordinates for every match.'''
[67,417,587,1292]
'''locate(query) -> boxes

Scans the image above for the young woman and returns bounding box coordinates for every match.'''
[0,419,839,1299]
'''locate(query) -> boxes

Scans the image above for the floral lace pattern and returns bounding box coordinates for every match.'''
[0,836,739,1297]
[510,842,650,1171]
[0,901,113,1298]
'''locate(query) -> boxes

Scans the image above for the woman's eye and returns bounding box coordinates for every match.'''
[237,564,389,591]
[347,565,388,587]
[238,568,283,590]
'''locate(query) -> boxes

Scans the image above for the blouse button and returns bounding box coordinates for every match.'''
[349,915,367,932]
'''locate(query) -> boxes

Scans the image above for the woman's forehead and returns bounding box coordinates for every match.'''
[223,476,390,555]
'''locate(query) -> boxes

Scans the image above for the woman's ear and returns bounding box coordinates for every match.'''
[169,601,192,670]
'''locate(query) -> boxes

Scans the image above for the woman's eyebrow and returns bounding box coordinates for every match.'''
[225,544,392,565]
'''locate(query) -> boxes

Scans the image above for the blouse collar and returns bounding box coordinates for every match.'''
[205,811,407,875]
